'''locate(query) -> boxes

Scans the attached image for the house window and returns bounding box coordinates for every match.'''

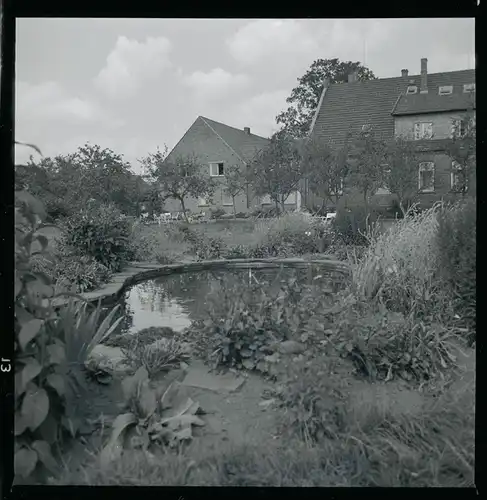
[451,119,468,138]
[261,194,272,205]
[463,83,475,93]
[406,85,418,94]
[451,160,468,193]
[418,162,435,192]
[209,162,224,177]
[414,122,433,140]
[198,197,210,206]
[439,85,453,95]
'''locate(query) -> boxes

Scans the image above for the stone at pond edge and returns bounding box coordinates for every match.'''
[268,340,306,355]
[85,345,133,378]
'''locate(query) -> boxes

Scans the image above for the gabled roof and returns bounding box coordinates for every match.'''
[199,116,270,163]
[310,69,476,149]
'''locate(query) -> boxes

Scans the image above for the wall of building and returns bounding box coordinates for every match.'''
[394,111,476,140]
[163,119,253,214]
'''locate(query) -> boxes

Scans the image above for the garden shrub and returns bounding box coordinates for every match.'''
[31,252,112,293]
[332,205,378,246]
[250,212,326,257]
[210,207,226,219]
[128,220,175,264]
[436,198,476,331]
[60,203,135,272]
[177,226,226,260]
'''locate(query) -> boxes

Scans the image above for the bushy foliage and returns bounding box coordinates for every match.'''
[60,203,135,272]
[31,253,111,293]
[250,212,326,257]
[128,220,175,264]
[436,199,476,331]
[176,226,226,261]
[332,205,375,246]
[209,207,226,219]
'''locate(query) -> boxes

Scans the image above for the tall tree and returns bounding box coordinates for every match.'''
[139,150,215,221]
[223,164,248,218]
[383,137,421,216]
[347,128,387,215]
[302,138,349,210]
[249,132,303,214]
[276,58,376,138]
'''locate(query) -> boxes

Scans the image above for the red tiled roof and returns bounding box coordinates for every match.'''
[311,69,476,148]
[200,116,270,163]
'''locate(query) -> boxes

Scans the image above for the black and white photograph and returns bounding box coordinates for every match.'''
[10,16,475,488]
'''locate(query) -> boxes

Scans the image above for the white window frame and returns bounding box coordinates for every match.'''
[439,85,453,95]
[198,197,210,206]
[450,160,468,193]
[209,162,225,177]
[463,83,475,93]
[418,162,435,193]
[406,85,418,94]
[414,122,433,140]
[261,194,272,205]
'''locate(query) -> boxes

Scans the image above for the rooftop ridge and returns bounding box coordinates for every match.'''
[198,115,270,141]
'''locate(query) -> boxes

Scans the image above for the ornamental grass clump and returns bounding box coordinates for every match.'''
[352,203,445,318]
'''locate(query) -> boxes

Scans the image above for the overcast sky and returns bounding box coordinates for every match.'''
[15,18,475,173]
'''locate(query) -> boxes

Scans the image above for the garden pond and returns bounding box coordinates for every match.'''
[110,264,349,337]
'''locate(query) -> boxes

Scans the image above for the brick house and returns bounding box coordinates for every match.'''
[306,58,476,211]
[163,116,300,215]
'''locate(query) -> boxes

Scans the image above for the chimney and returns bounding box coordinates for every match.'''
[348,71,358,83]
[420,58,428,93]
[401,69,409,77]
[244,127,250,135]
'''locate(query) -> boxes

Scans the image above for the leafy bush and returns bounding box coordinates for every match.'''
[121,336,190,377]
[177,226,226,260]
[191,270,325,373]
[223,244,252,259]
[250,206,279,219]
[235,211,248,219]
[60,203,135,272]
[31,252,112,293]
[331,304,462,383]
[128,220,175,264]
[436,199,476,331]
[250,212,325,257]
[332,205,378,246]
[210,207,226,219]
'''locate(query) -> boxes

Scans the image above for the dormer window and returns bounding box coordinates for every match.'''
[406,85,418,95]
[439,85,453,95]
[463,83,475,93]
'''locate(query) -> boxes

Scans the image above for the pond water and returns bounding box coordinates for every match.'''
[111,266,348,337]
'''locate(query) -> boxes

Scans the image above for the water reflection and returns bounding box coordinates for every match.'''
[113,267,346,336]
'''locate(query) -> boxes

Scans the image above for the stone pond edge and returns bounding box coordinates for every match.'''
[52,257,351,309]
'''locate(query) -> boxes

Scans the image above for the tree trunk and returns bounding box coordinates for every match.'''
[398,197,407,218]
[232,196,237,218]
[179,197,188,222]
[274,198,280,215]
